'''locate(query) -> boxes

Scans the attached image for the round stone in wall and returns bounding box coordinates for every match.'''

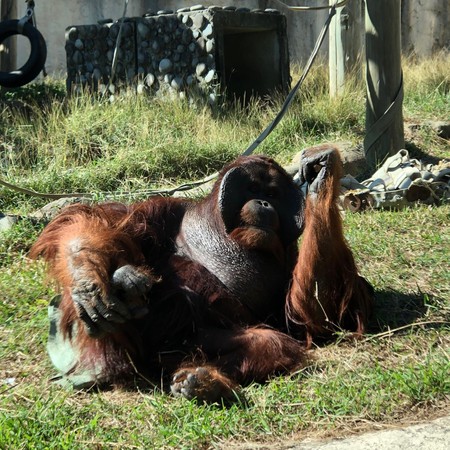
[204,69,215,83]
[137,22,150,38]
[171,76,183,90]
[190,5,206,11]
[203,24,213,38]
[206,39,214,53]
[196,63,207,77]
[66,27,78,40]
[159,58,173,74]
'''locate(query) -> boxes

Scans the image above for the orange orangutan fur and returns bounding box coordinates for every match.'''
[31,150,373,401]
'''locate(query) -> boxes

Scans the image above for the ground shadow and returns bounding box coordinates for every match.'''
[368,288,443,333]
[404,140,442,165]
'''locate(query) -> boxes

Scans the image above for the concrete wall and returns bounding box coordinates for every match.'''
[1,0,449,78]
[401,0,449,56]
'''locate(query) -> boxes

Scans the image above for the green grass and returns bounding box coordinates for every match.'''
[1,55,449,448]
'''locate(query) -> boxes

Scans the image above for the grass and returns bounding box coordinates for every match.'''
[1,54,449,449]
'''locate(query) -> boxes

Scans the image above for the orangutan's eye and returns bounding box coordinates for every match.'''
[266,187,280,198]
[248,183,260,194]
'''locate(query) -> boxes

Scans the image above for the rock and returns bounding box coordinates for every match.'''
[170,77,182,90]
[29,198,89,222]
[338,142,370,177]
[197,37,206,50]
[72,50,83,65]
[137,51,146,64]
[425,121,450,139]
[204,69,215,83]
[137,83,145,94]
[93,68,102,80]
[66,27,78,40]
[137,22,150,38]
[196,63,207,77]
[166,18,178,32]
[152,40,160,52]
[186,74,195,86]
[181,29,192,44]
[289,142,369,178]
[192,14,205,30]
[145,73,155,86]
[74,39,84,50]
[206,54,215,67]
[203,23,213,38]
[0,214,19,232]
[126,67,135,80]
[159,58,173,74]
[182,15,193,26]
[206,39,214,53]
[190,5,206,11]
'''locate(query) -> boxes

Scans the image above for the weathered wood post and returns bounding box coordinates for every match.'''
[0,0,17,73]
[364,0,405,168]
[329,0,362,97]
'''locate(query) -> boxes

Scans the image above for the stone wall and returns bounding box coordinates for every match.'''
[65,6,290,102]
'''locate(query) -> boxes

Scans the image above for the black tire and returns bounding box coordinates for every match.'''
[0,19,47,88]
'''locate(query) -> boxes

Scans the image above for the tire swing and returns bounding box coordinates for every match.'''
[0,19,47,88]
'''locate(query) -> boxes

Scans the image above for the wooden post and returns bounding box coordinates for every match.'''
[329,0,362,97]
[0,0,17,73]
[364,0,405,168]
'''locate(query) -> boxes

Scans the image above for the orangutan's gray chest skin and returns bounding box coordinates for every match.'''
[175,210,286,313]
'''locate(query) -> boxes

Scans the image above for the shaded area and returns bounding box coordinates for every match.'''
[405,140,444,166]
[369,288,448,332]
